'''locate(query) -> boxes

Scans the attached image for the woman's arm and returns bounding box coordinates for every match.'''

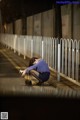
[22,63,38,76]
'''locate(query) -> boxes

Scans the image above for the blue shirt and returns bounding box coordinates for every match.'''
[25,59,50,73]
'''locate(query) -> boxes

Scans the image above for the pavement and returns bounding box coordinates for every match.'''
[0,44,80,98]
[0,44,80,120]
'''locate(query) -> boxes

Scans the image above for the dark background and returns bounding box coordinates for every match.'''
[0,0,54,23]
[0,96,80,120]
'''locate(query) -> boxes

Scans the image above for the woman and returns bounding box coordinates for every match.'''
[22,57,50,85]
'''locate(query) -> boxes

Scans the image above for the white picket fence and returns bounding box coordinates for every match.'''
[0,34,80,83]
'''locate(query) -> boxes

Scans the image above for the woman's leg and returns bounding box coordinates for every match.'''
[30,70,39,76]
[25,70,43,85]
[24,70,39,85]
[24,73,31,80]
[30,70,43,83]
[23,74,32,85]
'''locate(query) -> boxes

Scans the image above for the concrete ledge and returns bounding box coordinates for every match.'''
[49,67,80,87]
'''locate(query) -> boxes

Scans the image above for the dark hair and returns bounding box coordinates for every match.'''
[29,57,38,66]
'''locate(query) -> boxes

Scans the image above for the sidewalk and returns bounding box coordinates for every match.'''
[0,44,80,97]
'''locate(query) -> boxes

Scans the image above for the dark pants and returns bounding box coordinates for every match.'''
[30,71,50,83]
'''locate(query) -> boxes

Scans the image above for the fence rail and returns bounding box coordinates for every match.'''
[0,34,80,83]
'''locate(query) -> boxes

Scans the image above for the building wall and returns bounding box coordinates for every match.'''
[6,23,13,34]
[27,9,54,37]
[27,16,33,35]
[42,9,54,37]
[33,13,41,36]
[61,5,72,39]
[1,6,80,40]
[15,19,22,35]
[73,5,80,40]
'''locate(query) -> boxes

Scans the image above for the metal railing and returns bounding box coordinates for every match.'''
[0,34,80,83]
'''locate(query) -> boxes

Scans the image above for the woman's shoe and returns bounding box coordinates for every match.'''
[36,82,43,86]
[25,80,32,85]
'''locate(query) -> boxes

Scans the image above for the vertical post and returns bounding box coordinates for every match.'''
[54,3,62,81]
[31,39,33,58]
[68,41,71,77]
[18,36,20,56]
[8,37,9,49]
[22,17,26,35]
[76,41,79,81]
[24,37,26,59]
[57,42,61,81]
[53,38,55,69]
[65,40,68,76]
[72,41,75,79]
[54,4,62,38]
[14,35,17,53]
[55,39,57,70]
[41,13,43,36]
[71,5,73,39]
[13,20,15,34]
[42,40,44,59]
[62,39,64,74]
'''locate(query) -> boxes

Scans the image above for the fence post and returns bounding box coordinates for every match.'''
[76,40,80,81]
[18,36,20,56]
[65,39,68,76]
[61,39,64,74]
[52,38,55,69]
[55,39,58,70]
[24,37,26,59]
[57,38,61,81]
[72,40,76,79]
[42,40,44,59]
[14,35,17,53]
[68,40,72,77]
[31,39,33,58]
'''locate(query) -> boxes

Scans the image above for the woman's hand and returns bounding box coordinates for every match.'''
[22,70,26,77]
